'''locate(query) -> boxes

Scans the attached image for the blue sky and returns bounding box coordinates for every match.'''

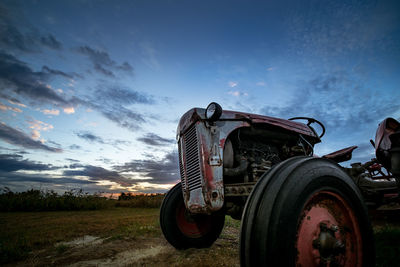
[1,0,399,193]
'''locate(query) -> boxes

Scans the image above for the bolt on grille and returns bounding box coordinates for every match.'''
[178,124,202,192]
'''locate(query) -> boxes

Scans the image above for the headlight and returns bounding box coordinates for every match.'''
[205,102,222,121]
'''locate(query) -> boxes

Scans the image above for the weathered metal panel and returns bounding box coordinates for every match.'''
[177,108,319,141]
[178,118,250,214]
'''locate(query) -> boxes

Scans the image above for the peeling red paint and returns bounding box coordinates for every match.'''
[219,138,226,148]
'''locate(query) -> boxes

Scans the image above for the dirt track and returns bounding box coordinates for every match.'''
[14,226,240,267]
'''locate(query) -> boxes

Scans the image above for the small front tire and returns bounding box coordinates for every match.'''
[160,183,225,249]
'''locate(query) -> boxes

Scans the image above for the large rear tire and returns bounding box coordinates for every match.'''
[160,183,225,249]
[240,156,375,266]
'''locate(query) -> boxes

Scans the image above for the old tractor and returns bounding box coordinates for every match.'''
[160,102,400,266]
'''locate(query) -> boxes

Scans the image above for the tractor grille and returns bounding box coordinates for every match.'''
[178,124,202,191]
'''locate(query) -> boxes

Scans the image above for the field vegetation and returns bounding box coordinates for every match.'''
[0,188,164,212]
[0,189,399,266]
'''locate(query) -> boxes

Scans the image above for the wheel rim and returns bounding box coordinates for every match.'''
[296,191,363,267]
[176,201,213,238]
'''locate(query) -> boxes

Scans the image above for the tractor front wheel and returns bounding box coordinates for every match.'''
[160,183,225,249]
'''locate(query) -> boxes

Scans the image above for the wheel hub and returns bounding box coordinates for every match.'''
[296,191,363,267]
[312,223,346,264]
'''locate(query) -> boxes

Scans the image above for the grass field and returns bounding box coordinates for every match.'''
[1,207,399,266]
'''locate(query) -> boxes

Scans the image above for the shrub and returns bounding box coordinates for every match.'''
[0,188,113,211]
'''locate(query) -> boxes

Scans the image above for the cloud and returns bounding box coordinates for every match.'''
[228,91,248,97]
[0,19,36,53]
[0,122,61,152]
[0,103,22,113]
[256,82,266,86]
[0,6,63,53]
[0,171,95,187]
[75,131,132,148]
[65,158,80,163]
[41,109,60,115]
[63,165,133,187]
[260,72,400,133]
[70,84,152,132]
[28,119,54,132]
[137,133,174,146]
[140,42,160,70]
[63,107,75,114]
[114,150,179,185]
[0,153,58,172]
[69,144,81,150]
[7,99,26,108]
[95,85,154,105]
[117,62,134,72]
[27,118,54,141]
[228,81,238,87]
[76,45,133,76]
[42,66,73,79]
[0,50,148,133]
[0,52,68,106]
[286,1,400,60]
[73,97,146,131]
[76,131,105,144]
[40,34,62,50]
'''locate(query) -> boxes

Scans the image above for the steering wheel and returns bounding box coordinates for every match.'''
[288,117,326,139]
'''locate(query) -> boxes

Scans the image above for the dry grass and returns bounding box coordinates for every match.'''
[1,207,399,266]
[0,208,160,264]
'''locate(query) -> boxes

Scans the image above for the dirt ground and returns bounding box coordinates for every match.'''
[3,207,400,267]
[9,224,240,267]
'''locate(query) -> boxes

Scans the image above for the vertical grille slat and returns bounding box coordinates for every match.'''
[178,124,202,192]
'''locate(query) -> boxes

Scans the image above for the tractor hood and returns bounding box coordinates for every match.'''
[177,107,319,140]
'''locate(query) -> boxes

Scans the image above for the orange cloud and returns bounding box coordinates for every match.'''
[63,107,75,114]
[0,103,22,113]
[42,109,60,115]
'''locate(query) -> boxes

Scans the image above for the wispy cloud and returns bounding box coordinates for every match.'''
[0,5,63,53]
[76,131,105,144]
[256,81,266,86]
[76,131,132,148]
[114,150,179,185]
[42,66,73,79]
[137,133,174,146]
[63,165,133,187]
[260,72,400,133]
[0,103,22,113]
[76,45,134,77]
[0,52,68,106]
[40,34,62,50]
[94,85,153,105]
[228,81,238,87]
[228,91,248,97]
[140,42,160,70]
[0,122,61,152]
[41,109,60,115]
[0,153,58,172]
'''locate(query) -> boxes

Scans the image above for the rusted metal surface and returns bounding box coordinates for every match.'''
[375,118,400,170]
[296,191,363,267]
[180,118,251,214]
[224,183,255,197]
[322,146,358,163]
[177,103,400,214]
[177,108,319,140]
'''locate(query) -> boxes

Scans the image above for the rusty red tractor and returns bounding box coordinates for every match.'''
[160,102,400,266]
